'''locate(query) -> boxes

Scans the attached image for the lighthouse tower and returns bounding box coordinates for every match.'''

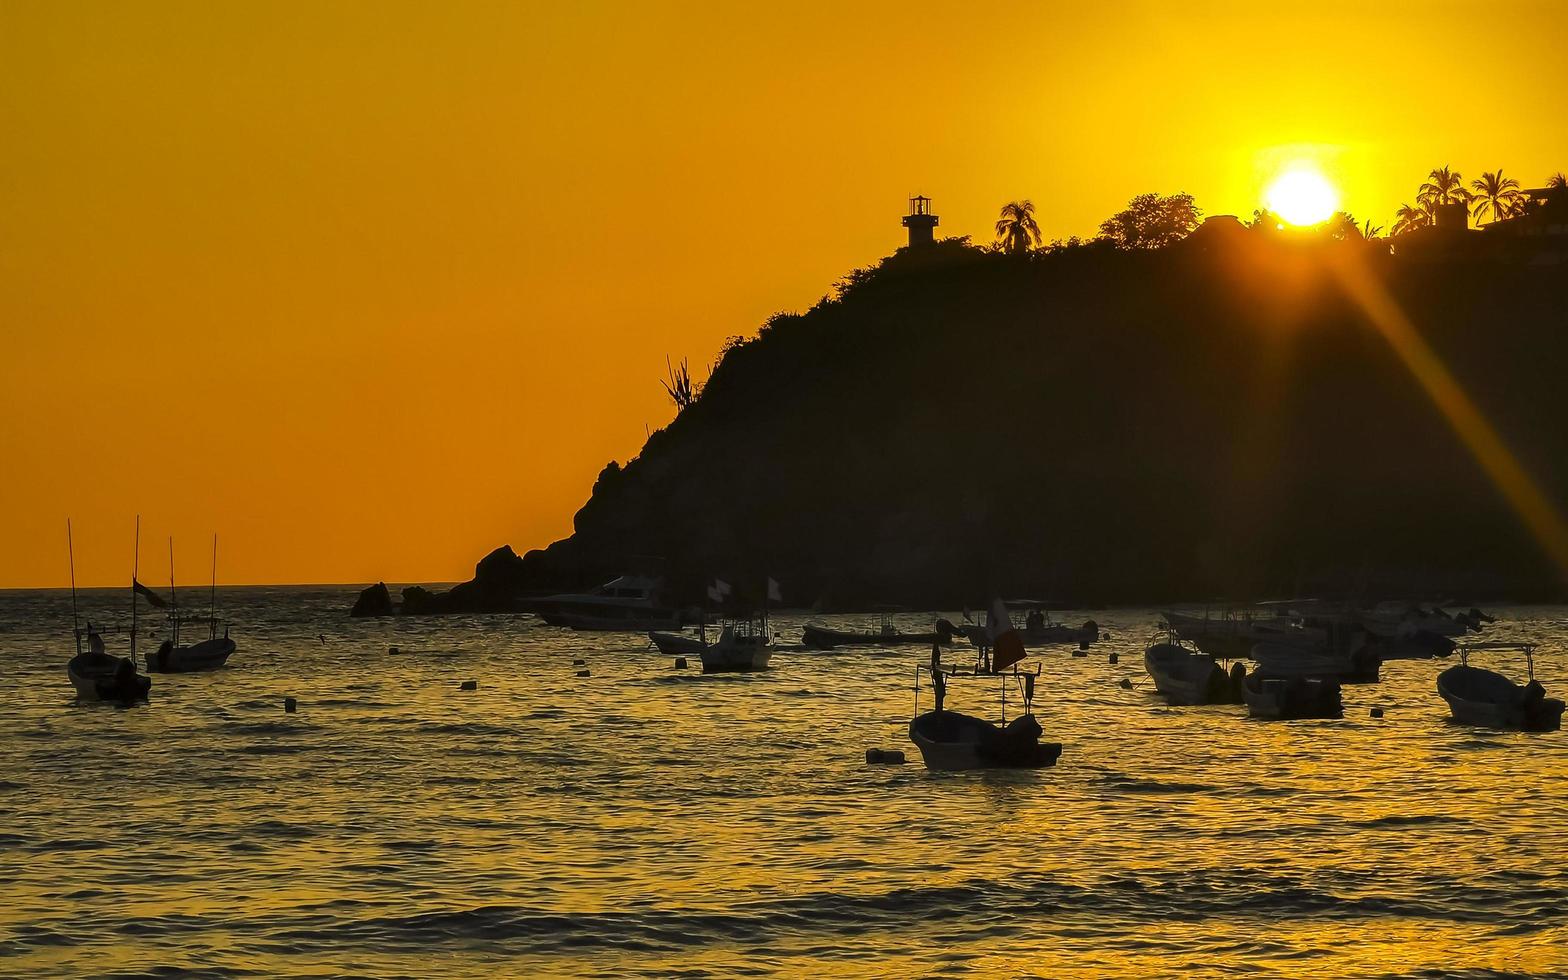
[901,195,938,249]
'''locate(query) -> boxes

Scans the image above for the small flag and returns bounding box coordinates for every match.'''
[988,598,1026,673]
[767,578,782,603]
[714,579,732,597]
[133,578,168,608]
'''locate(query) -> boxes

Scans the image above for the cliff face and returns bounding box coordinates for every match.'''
[454,234,1568,610]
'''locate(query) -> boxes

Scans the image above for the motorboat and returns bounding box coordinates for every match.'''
[1242,671,1342,720]
[650,618,774,673]
[68,632,151,704]
[964,604,1098,649]
[63,519,151,704]
[1438,642,1563,732]
[146,537,238,673]
[1143,639,1243,705]
[906,643,1061,770]
[802,612,957,650]
[147,629,236,672]
[535,575,682,631]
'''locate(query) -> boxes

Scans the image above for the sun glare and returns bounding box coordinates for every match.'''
[1265,167,1340,226]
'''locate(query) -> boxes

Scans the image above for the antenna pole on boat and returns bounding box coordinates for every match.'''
[209,533,218,640]
[131,516,140,664]
[67,519,81,656]
[168,536,178,649]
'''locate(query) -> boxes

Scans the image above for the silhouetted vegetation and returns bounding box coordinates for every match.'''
[1098,193,1201,250]
[661,356,702,413]
[994,200,1042,255]
[396,185,1568,614]
[1471,169,1523,223]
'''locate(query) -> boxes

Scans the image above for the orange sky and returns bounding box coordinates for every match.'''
[4,1,1567,587]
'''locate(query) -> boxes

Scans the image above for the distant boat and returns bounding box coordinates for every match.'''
[802,611,958,650]
[907,624,1061,771]
[535,575,682,631]
[68,630,152,703]
[1250,616,1381,683]
[650,618,773,673]
[1438,643,1563,732]
[1242,671,1342,720]
[64,518,151,704]
[963,604,1098,649]
[146,534,237,673]
[1143,639,1243,705]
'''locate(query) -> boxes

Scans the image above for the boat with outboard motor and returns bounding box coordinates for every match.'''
[962,602,1098,650]
[907,630,1061,770]
[1242,671,1342,720]
[650,617,774,673]
[1144,634,1244,705]
[63,519,152,704]
[1438,642,1563,732]
[803,610,958,650]
[146,535,238,673]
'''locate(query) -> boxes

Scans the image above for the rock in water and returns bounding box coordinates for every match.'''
[350,582,394,617]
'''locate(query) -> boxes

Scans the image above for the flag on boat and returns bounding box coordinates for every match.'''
[988,597,1026,672]
[132,578,168,608]
[706,579,733,604]
[767,578,783,603]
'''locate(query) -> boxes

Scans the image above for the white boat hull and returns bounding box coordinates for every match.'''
[1438,665,1563,731]
[146,637,236,673]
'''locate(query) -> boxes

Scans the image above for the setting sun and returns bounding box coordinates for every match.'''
[1265,167,1341,226]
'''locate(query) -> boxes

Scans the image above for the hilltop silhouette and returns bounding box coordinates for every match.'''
[360,194,1568,615]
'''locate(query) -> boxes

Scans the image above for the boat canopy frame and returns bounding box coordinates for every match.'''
[1456,641,1538,680]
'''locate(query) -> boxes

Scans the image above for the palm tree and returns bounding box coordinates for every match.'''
[1470,169,1522,224]
[1360,218,1384,239]
[1549,172,1568,189]
[1417,165,1470,217]
[1391,203,1430,236]
[994,200,1042,255]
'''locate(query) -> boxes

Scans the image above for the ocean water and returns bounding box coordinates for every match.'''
[2,587,1566,979]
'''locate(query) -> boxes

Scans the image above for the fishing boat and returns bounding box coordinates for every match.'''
[534,574,682,631]
[802,610,958,650]
[1250,616,1381,683]
[1144,637,1243,705]
[146,534,237,673]
[650,619,774,672]
[64,519,152,704]
[1161,609,1283,660]
[964,603,1098,649]
[1437,642,1563,732]
[1242,671,1342,720]
[907,609,1061,770]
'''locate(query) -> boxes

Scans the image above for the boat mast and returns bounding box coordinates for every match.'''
[131,516,140,663]
[209,533,218,640]
[67,519,81,656]
[168,536,178,649]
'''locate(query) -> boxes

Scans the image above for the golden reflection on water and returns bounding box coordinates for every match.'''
[2,591,1566,978]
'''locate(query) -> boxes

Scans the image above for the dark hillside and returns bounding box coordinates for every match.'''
[417,233,1568,611]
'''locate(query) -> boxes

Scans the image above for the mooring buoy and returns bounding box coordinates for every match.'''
[459,680,477,691]
[866,748,906,765]
[388,646,399,655]
[1108,652,1120,664]
[1370,707,1385,718]
[572,658,586,666]
[283,697,297,713]
[674,657,688,669]
[575,669,590,678]
[1117,678,1133,690]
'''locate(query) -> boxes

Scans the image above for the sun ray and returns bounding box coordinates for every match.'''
[1330,252,1568,580]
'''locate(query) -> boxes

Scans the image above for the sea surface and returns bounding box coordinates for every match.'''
[2,587,1566,979]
